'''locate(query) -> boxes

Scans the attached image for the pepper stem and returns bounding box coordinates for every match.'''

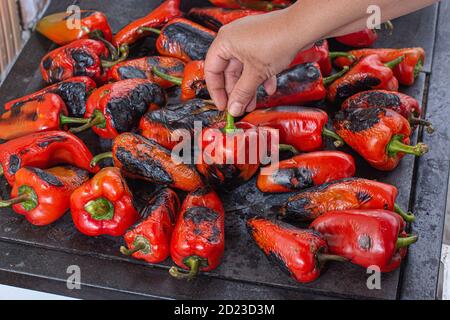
[387,135,429,157]
[0,166,3,177]
[322,128,345,148]
[323,66,349,86]
[152,66,183,85]
[385,55,405,69]
[60,114,91,125]
[394,203,416,222]
[318,253,348,263]
[120,242,147,256]
[138,26,161,35]
[169,256,202,281]
[84,197,115,220]
[396,234,418,248]
[90,152,113,168]
[101,44,129,68]
[224,113,237,134]
[329,52,356,62]
[69,110,106,134]
[414,59,424,79]
[0,194,30,208]
[89,30,119,61]
[409,115,434,134]
[384,20,395,35]
[279,144,299,155]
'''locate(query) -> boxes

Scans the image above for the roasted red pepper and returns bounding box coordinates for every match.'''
[278,177,415,222]
[152,60,208,101]
[0,166,89,226]
[143,18,216,63]
[0,131,99,185]
[310,210,418,272]
[121,188,180,263]
[0,93,90,141]
[70,167,139,237]
[333,107,429,171]
[334,28,379,48]
[36,11,113,46]
[342,90,434,133]
[208,0,290,10]
[188,7,263,31]
[90,133,204,192]
[4,76,97,117]
[169,188,225,280]
[257,151,355,193]
[109,56,185,88]
[242,106,344,152]
[139,99,225,150]
[334,48,425,86]
[70,79,166,139]
[40,39,112,84]
[113,0,182,48]
[257,63,348,108]
[247,216,346,283]
[290,40,354,76]
[328,54,404,104]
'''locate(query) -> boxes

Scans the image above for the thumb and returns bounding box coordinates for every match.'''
[227,67,264,117]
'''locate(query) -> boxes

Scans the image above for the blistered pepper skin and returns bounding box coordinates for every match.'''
[188,7,263,31]
[180,61,209,101]
[257,151,356,193]
[279,178,399,222]
[40,39,109,84]
[290,40,333,76]
[247,217,328,283]
[334,28,379,48]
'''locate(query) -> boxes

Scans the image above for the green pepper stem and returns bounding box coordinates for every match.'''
[169,256,201,281]
[224,113,237,134]
[69,110,106,134]
[84,197,115,220]
[329,52,356,62]
[0,166,3,177]
[318,253,348,263]
[90,152,113,168]
[120,242,147,256]
[138,26,161,35]
[152,66,183,85]
[384,20,395,35]
[394,203,416,222]
[89,30,119,61]
[322,128,345,148]
[101,44,129,68]
[385,55,405,69]
[0,194,30,208]
[387,137,429,157]
[409,115,434,134]
[396,234,418,248]
[414,59,424,79]
[279,144,299,155]
[323,66,349,86]
[60,114,91,125]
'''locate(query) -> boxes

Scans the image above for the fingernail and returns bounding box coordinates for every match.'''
[229,102,242,117]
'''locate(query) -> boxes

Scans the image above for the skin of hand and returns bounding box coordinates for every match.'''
[205,0,439,117]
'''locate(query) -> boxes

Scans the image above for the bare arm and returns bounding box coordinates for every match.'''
[205,0,438,117]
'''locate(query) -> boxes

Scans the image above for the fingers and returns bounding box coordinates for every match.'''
[224,58,243,96]
[263,76,277,96]
[205,45,230,111]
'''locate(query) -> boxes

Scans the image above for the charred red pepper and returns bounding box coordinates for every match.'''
[4,76,97,117]
[342,90,434,133]
[247,216,346,283]
[242,106,345,152]
[290,40,354,76]
[90,133,204,192]
[70,167,139,237]
[278,177,415,222]
[334,28,379,48]
[40,39,115,84]
[109,56,185,88]
[121,188,180,263]
[334,48,425,86]
[152,60,208,101]
[139,99,225,150]
[257,63,348,108]
[0,131,99,185]
[0,93,93,141]
[257,151,355,193]
[70,79,166,139]
[188,7,263,31]
[36,11,113,46]
[113,0,182,48]
[208,0,290,10]
[169,188,225,280]
[328,54,404,104]
[333,107,429,171]
[142,18,216,63]
[310,209,418,272]
[0,166,89,226]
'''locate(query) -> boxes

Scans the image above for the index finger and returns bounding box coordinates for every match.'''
[205,45,230,111]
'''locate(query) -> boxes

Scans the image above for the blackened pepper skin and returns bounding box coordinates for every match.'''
[334,107,383,133]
